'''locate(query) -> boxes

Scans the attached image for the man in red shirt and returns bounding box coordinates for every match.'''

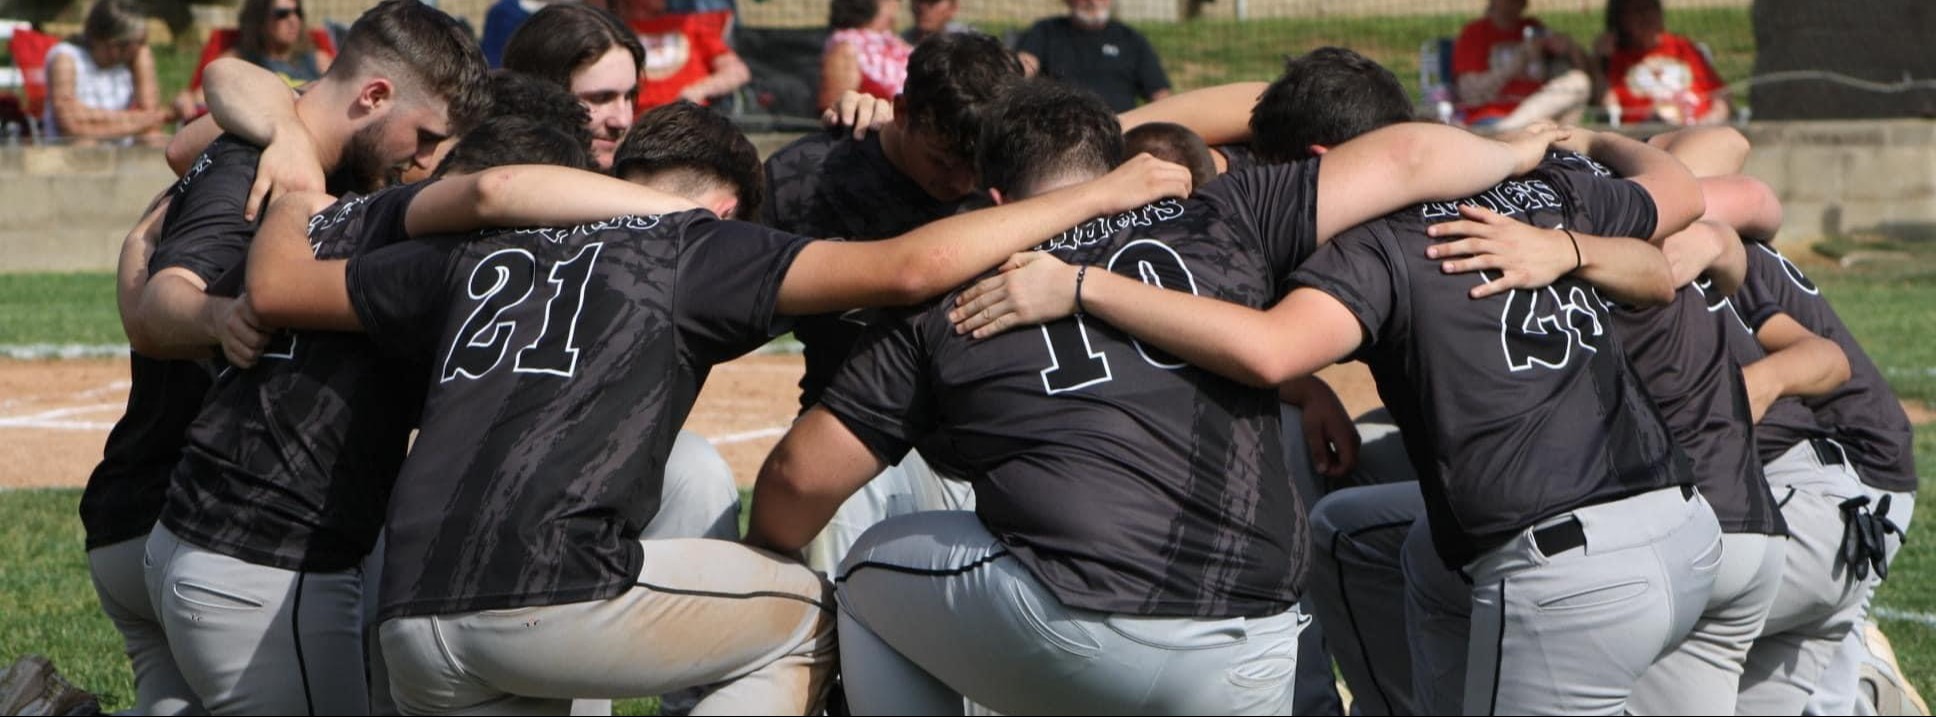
[1453,0,1592,129]
[621,0,749,111]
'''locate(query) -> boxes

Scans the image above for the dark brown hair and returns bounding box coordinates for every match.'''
[502,4,644,93]
[332,0,491,132]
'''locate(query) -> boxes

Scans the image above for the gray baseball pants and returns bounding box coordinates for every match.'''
[1739,439,1877,715]
[89,532,206,715]
[1807,478,1915,717]
[144,523,371,715]
[379,538,836,715]
[836,510,1306,715]
[1303,482,1428,716]
[1627,531,1786,715]
[1462,486,1721,716]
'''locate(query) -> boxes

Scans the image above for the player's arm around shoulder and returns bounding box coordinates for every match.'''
[1742,312,1851,422]
[246,191,357,332]
[747,406,888,556]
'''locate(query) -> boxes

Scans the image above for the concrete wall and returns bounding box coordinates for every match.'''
[0,119,1930,273]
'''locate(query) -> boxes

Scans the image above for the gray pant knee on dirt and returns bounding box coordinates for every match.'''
[144,525,369,715]
[836,511,1305,716]
[379,538,835,716]
[90,531,204,716]
[1740,441,1877,715]
[1462,487,1721,716]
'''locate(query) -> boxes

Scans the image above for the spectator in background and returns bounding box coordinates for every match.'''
[503,3,644,168]
[1452,0,1591,130]
[1014,0,1169,112]
[1596,0,1729,125]
[903,0,969,46]
[482,0,552,68]
[618,0,750,112]
[171,0,335,118]
[45,0,171,143]
[821,0,913,110]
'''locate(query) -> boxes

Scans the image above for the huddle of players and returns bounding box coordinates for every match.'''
[78,0,1911,713]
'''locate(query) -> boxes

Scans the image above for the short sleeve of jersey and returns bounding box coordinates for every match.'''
[1545,168,1659,241]
[1203,159,1321,278]
[1737,241,1808,330]
[311,182,434,260]
[346,237,464,360]
[149,141,262,285]
[1291,227,1399,348]
[817,308,936,464]
[675,218,814,365]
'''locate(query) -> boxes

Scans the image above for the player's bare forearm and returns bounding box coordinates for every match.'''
[246,192,361,332]
[130,271,223,359]
[1583,131,1704,239]
[167,113,225,176]
[1749,313,1851,401]
[405,165,700,238]
[775,154,1192,315]
[1648,126,1750,178]
[746,407,885,555]
[1080,272,1361,388]
[1697,174,1783,243]
[1660,220,1745,293]
[117,192,173,344]
[1118,82,1266,145]
[1572,231,1675,305]
[204,58,301,148]
[1314,122,1559,242]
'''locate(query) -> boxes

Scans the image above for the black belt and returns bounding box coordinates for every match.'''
[1532,485,1696,557]
[1810,437,1847,466]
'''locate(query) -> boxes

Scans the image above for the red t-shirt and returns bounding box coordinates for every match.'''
[630,12,734,112]
[1606,33,1724,125]
[1453,16,1547,122]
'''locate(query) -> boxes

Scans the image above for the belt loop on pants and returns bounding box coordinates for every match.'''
[1810,437,1848,467]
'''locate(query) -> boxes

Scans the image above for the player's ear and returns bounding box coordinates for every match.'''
[356,77,396,115]
[711,195,739,220]
[1309,144,1329,156]
[988,187,1008,206]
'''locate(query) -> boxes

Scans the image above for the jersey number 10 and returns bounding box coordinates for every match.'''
[1039,240,1199,394]
[443,244,604,382]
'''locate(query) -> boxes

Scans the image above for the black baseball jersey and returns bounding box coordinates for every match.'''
[1610,282,1784,536]
[1546,158,1782,537]
[1707,254,1830,465]
[80,136,262,549]
[160,183,432,572]
[1215,143,1258,173]
[349,210,810,619]
[1737,242,1914,491]
[1292,157,1693,569]
[761,131,978,412]
[822,162,1324,618]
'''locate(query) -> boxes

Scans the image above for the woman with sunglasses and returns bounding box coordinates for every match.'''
[174,0,334,119]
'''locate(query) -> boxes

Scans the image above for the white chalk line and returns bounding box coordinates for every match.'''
[0,343,128,360]
[1874,606,1936,629]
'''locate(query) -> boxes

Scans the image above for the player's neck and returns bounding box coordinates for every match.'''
[291,86,347,174]
[878,122,915,178]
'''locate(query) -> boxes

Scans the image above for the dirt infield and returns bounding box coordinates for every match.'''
[0,355,1386,489]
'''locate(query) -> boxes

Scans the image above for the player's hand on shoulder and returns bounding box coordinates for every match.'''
[821,90,894,140]
[1088,153,1193,214]
[1493,122,1572,175]
[1426,204,1577,299]
[246,130,326,222]
[951,252,1080,339]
